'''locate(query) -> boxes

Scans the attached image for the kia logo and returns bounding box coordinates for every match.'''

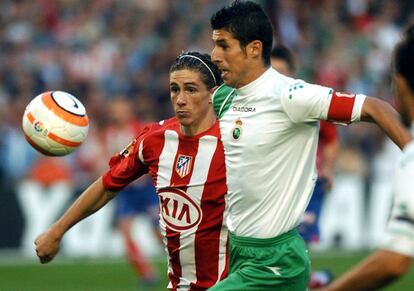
[158,188,202,231]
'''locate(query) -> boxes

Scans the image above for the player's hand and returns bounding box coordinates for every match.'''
[34,229,62,264]
[308,270,333,290]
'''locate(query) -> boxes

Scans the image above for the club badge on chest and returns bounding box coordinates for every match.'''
[231,118,243,140]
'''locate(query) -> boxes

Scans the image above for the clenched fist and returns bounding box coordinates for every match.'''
[34,229,62,264]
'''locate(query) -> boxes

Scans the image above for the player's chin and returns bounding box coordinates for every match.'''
[222,76,235,87]
[176,116,192,126]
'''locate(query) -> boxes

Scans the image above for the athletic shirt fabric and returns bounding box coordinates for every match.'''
[382,124,414,258]
[103,117,229,290]
[212,67,365,239]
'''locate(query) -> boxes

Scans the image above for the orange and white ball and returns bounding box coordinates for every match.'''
[22,91,89,156]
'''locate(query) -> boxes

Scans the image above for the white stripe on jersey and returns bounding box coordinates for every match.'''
[179,135,218,289]
[157,130,179,288]
[138,140,145,164]
[217,194,229,283]
[157,130,179,188]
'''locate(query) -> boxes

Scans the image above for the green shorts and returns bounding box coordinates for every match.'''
[208,228,310,291]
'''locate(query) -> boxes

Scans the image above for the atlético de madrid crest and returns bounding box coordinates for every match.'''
[175,154,193,178]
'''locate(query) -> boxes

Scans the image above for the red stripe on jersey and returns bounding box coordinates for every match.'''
[167,229,182,290]
[144,131,166,189]
[167,137,199,289]
[327,91,356,122]
[193,139,228,289]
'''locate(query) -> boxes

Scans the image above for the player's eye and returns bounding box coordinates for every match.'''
[170,85,179,94]
[186,87,197,94]
[217,41,229,50]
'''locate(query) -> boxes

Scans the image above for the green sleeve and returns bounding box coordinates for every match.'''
[212,84,236,118]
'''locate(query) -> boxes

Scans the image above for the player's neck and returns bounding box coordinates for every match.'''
[405,93,414,125]
[180,111,216,137]
[234,64,269,89]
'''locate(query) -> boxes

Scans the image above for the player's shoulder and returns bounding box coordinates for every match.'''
[213,84,234,99]
[158,116,180,128]
[281,77,332,100]
[212,84,236,117]
[137,117,179,139]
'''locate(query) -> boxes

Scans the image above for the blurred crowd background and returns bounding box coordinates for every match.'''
[0,0,413,256]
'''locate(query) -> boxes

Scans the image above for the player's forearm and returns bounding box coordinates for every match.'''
[49,177,117,238]
[325,263,393,290]
[324,250,408,291]
[361,97,411,150]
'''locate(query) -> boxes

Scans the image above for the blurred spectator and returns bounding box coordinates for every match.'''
[103,97,161,286]
[17,156,73,255]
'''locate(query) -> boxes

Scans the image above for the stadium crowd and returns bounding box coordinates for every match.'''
[0,0,413,251]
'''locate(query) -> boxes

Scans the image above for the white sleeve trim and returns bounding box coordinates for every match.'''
[351,94,366,122]
[138,140,146,165]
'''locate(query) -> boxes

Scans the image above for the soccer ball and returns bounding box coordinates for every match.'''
[22,91,89,156]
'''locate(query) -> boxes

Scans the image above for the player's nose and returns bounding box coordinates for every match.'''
[176,92,187,106]
[211,47,221,65]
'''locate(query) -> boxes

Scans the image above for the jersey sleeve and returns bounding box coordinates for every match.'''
[212,84,236,118]
[102,125,152,191]
[381,144,414,258]
[382,205,414,258]
[382,192,414,258]
[383,143,414,258]
[281,80,366,124]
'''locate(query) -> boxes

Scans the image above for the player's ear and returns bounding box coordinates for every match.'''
[247,40,262,59]
[210,86,218,94]
[209,86,218,104]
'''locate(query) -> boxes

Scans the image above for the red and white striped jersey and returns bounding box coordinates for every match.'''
[103,117,228,290]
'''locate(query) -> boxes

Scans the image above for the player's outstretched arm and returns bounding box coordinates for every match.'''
[360,97,412,150]
[316,250,412,291]
[34,177,117,264]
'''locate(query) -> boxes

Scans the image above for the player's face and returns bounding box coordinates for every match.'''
[170,69,214,133]
[212,29,251,88]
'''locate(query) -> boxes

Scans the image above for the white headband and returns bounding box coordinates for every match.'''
[179,54,217,85]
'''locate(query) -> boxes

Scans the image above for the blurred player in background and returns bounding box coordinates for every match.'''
[104,97,160,286]
[314,24,414,291]
[35,51,229,291]
[270,44,295,77]
[208,1,411,290]
[271,45,339,245]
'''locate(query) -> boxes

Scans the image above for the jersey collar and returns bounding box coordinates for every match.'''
[235,67,273,96]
